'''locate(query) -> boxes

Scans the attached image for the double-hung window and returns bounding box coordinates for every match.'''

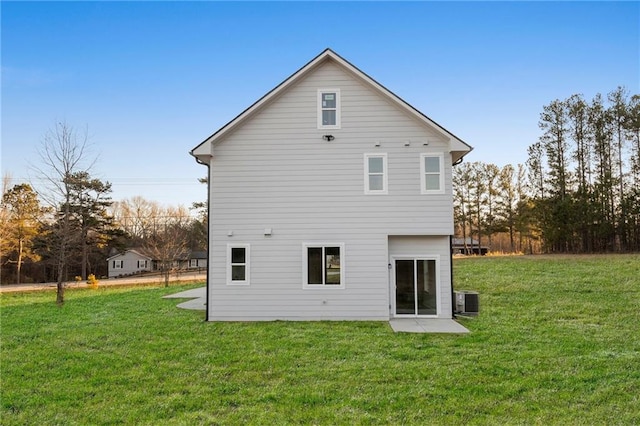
[303,243,345,288]
[317,89,341,129]
[364,153,388,194]
[137,260,148,269]
[420,153,445,194]
[227,244,250,285]
[113,260,123,269]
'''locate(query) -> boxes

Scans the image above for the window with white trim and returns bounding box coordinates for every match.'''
[227,244,250,285]
[112,260,123,269]
[137,260,148,269]
[317,89,341,129]
[364,153,388,194]
[189,259,198,268]
[303,243,345,288]
[420,153,445,194]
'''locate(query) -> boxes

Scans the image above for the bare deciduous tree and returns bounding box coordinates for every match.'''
[32,121,95,305]
[142,206,191,286]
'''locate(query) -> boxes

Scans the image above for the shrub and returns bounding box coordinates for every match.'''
[87,274,99,289]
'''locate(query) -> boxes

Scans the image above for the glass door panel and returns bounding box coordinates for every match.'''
[417,260,437,315]
[395,260,415,315]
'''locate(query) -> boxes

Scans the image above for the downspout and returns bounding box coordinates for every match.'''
[450,235,456,318]
[194,156,211,322]
[451,156,463,317]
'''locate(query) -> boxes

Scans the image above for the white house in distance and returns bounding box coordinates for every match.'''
[106,249,153,278]
[190,49,472,321]
[106,249,208,278]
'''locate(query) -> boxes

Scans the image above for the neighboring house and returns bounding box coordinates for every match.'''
[452,238,489,256]
[107,248,206,278]
[188,251,208,269]
[190,49,472,321]
[106,249,153,278]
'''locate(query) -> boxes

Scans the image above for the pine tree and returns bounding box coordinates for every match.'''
[567,94,593,251]
[65,171,116,279]
[608,87,630,250]
[589,94,616,251]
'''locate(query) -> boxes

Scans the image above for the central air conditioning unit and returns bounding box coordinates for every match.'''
[455,290,479,315]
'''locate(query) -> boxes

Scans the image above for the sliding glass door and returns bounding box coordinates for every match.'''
[394,258,437,316]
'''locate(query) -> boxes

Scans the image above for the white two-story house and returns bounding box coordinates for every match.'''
[190,49,472,321]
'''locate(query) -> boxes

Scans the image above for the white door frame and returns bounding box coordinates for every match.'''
[390,255,440,318]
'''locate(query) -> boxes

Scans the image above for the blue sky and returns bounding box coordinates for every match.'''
[2,1,638,208]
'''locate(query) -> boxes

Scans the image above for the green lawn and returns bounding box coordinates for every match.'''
[2,255,639,425]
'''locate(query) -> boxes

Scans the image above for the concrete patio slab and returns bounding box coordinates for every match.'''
[389,318,470,334]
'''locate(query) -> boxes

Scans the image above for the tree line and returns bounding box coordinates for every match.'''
[0,122,206,303]
[454,86,640,254]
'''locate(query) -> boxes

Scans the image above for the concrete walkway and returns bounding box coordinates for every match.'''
[163,287,206,310]
[389,318,470,334]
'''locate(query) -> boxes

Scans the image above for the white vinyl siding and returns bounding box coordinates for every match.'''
[302,243,345,289]
[317,89,341,129]
[420,153,445,194]
[227,244,250,285]
[204,60,454,320]
[364,153,388,194]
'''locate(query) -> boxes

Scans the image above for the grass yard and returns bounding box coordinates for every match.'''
[1,254,639,425]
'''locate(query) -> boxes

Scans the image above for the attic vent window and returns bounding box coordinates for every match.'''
[318,89,341,129]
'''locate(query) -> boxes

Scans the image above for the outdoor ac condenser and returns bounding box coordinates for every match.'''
[455,290,479,314]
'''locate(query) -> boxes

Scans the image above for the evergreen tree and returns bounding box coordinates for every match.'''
[567,94,593,251]
[608,87,630,250]
[65,171,116,279]
[496,165,517,252]
[484,163,501,249]
[589,94,616,251]
[453,162,474,253]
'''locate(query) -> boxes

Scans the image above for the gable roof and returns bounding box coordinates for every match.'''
[107,248,205,262]
[189,250,207,259]
[190,48,473,162]
[106,248,153,261]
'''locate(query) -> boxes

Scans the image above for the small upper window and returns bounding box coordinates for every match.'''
[420,153,445,194]
[364,153,388,194]
[318,89,341,129]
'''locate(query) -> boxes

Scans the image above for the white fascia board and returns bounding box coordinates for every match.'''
[106,253,123,261]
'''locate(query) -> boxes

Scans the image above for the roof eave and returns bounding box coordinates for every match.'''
[190,48,473,161]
